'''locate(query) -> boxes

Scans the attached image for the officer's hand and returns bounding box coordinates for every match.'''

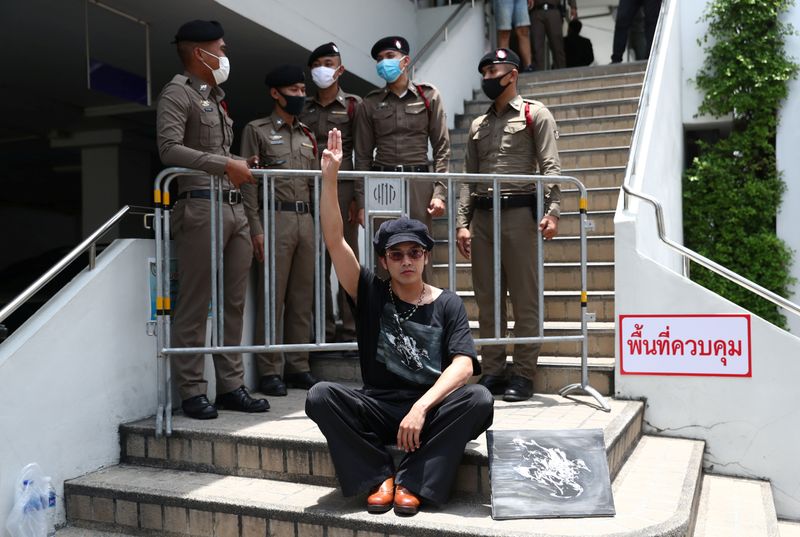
[456,227,472,260]
[397,404,426,453]
[571,7,578,20]
[246,155,260,168]
[357,208,365,227]
[225,159,256,188]
[321,128,343,176]
[527,0,534,9]
[539,215,559,240]
[252,234,265,263]
[427,197,446,217]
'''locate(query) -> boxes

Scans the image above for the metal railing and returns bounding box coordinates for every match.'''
[409,0,474,78]
[622,186,800,319]
[0,205,146,326]
[152,167,608,436]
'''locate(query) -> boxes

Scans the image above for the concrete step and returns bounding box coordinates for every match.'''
[692,474,779,537]
[456,97,640,128]
[449,128,632,151]
[513,71,645,95]
[115,392,640,494]
[517,60,647,82]
[565,166,625,189]
[558,113,637,134]
[780,520,800,536]
[432,235,615,264]
[313,351,616,394]
[56,529,134,537]
[66,435,708,537]
[432,260,615,291]
[458,290,615,322]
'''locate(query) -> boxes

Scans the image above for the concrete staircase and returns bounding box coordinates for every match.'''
[57,63,787,536]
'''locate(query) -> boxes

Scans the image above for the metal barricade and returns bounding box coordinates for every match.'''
[151,167,607,437]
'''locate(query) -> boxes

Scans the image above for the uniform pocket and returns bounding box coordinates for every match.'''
[373,106,395,137]
[405,102,427,132]
[199,113,221,148]
[500,120,529,152]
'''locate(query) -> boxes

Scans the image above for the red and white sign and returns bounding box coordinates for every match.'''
[619,314,752,377]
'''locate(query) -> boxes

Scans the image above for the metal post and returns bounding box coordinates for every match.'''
[262,173,271,346]
[209,175,219,347]
[447,177,457,292]
[153,176,165,438]
[89,243,97,270]
[163,185,174,435]
[269,177,277,345]
[537,183,544,339]
[683,256,691,279]
[492,177,501,339]
[216,177,225,346]
[314,172,323,344]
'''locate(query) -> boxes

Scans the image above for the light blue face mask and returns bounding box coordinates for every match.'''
[376,57,405,83]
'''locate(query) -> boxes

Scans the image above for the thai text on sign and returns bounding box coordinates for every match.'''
[619,314,751,377]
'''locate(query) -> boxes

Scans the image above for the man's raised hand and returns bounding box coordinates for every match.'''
[321,128,343,176]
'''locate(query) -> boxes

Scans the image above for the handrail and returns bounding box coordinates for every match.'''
[622,0,669,200]
[408,0,473,76]
[0,205,133,325]
[622,185,800,318]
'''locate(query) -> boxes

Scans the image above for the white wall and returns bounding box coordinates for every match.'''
[616,0,800,520]
[414,2,487,129]
[777,2,800,337]
[0,240,158,534]
[215,0,418,87]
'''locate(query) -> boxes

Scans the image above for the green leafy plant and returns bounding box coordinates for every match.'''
[684,0,797,327]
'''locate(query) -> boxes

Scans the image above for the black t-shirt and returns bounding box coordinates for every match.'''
[347,267,480,390]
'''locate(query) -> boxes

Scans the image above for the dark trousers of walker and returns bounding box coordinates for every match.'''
[305,382,494,506]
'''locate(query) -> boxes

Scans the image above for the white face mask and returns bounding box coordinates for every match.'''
[311,66,338,89]
[199,49,230,85]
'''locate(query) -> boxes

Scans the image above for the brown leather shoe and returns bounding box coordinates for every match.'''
[393,485,421,515]
[366,476,394,513]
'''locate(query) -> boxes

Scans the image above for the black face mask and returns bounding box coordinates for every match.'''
[481,75,510,100]
[279,92,306,116]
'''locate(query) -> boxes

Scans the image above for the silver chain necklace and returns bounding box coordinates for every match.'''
[389,282,426,323]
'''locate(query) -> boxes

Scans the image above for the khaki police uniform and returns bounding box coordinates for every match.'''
[300,88,361,341]
[531,0,577,70]
[457,94,561,382]
[156,72,252,401]
[354,81,450,280]
[241,111,318,377]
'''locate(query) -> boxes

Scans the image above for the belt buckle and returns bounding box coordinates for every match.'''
[543,3,550,9]
[295,201,306,213]
[227,190,239,204]
[393,165,405,172]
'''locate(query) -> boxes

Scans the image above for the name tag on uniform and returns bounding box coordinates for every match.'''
[301,142,314,149]
[269,139,285,145]
[376,102,389,110]
[330,109,347,115]
[406,101,425,109]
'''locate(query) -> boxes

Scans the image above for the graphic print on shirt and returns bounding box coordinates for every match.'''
[376,302,443,385]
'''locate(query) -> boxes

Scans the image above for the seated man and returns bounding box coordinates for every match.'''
[306,128,494,516]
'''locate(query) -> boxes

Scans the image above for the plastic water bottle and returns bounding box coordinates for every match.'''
[44,476,56,536]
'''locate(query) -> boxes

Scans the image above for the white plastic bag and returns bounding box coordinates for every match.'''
[5,463,48,537]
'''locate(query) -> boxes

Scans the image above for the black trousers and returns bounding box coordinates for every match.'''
[611,0,662,62]
[305,382,494,506]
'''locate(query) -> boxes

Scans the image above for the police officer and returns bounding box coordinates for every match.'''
[241,64,320,396]
[456,49,561,402]
[354,36,450,282]
[157,20,268,419]
[531,0,578,70]
[300,42,361,344]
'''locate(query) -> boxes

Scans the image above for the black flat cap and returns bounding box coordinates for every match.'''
[308,42,340,67]
[373,217,434,254]
[370,36,410,60]
[478,48,521,73]
[265,64,305,88]
[173,20,224,44]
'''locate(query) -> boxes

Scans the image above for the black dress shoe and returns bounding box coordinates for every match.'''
[284,371,319,390]
[503,375,534,402]
[216,386,269,412]
[182,394,218,420]
[477,374,507,395]
[260,375,287,396]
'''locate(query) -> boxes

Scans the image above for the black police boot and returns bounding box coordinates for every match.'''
[477,374,507,395]
[182,394,218,420]
[259,375,287,396]
[216,386,269,412]
[503,375,534,402]
[284,371,319,390]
